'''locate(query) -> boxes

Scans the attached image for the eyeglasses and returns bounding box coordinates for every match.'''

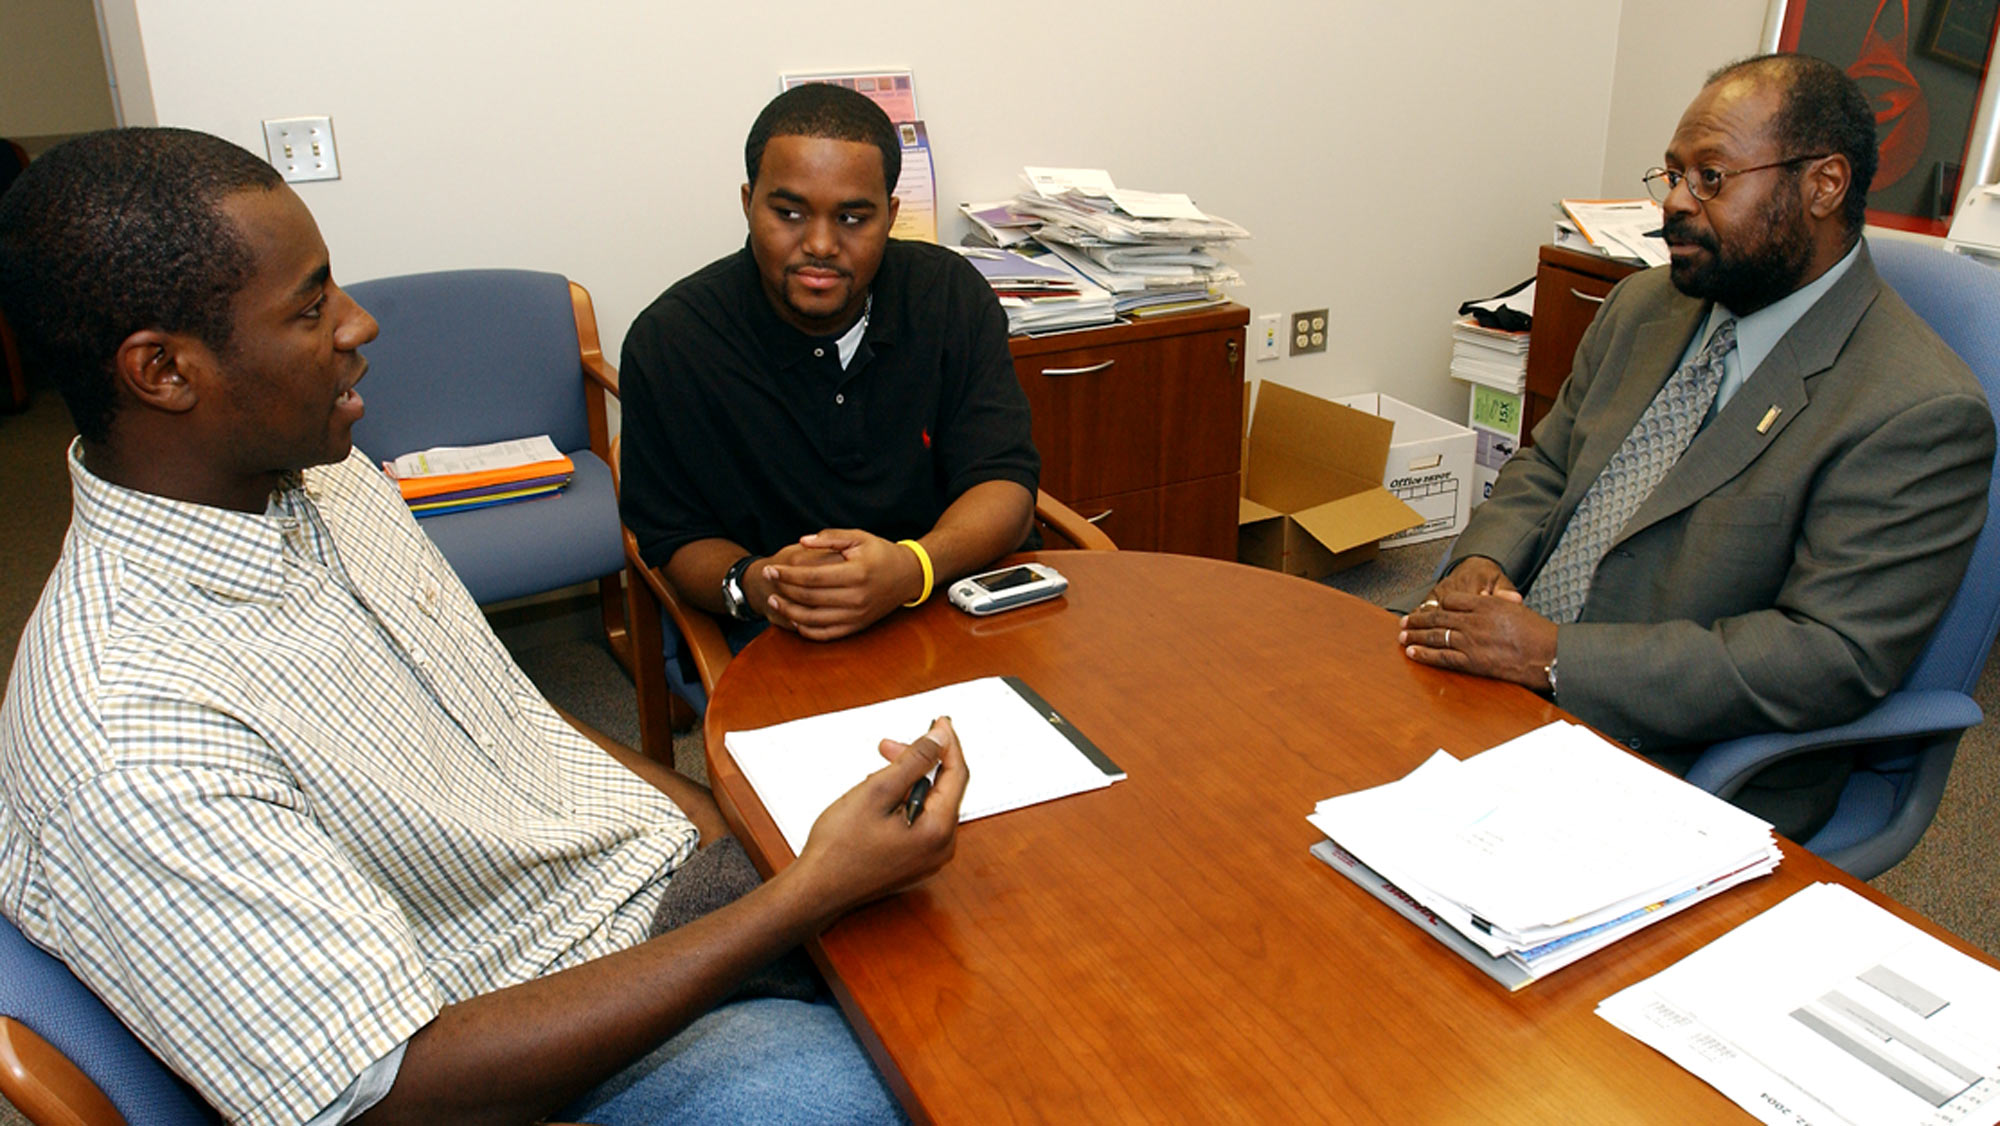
[1642,154,1831,203]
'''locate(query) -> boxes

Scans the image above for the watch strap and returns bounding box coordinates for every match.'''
[722,554,759,621]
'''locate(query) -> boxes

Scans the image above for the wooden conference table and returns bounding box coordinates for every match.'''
[703,550,1991,1124]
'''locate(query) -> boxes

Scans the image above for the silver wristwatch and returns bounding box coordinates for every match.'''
[721,554,759,622]
[1543,656,1558,697]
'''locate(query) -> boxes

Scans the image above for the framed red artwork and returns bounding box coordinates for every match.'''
[1769,0,2000,234]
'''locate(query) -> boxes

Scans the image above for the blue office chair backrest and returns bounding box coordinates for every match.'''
[0,912,214,1124]
[1867,237,2000,696]
[345,268,589,461]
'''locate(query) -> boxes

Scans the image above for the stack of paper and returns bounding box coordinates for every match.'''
[1556,199,1669,267]
[953,246,1118,335]
[1308,721,1780,989]
[1450,317,1530,395]
[996,166,1245,318]
[384,435,574,518]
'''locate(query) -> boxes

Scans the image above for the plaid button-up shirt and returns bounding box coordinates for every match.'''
[1,445,697,1125]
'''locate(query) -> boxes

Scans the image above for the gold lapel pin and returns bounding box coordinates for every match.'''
[1757,406,1781,434]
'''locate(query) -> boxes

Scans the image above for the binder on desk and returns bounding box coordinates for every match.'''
[1310,839,1535,991]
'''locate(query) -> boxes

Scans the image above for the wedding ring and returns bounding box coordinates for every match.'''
[1421,599,1441,611]
[1444,628,1452,648]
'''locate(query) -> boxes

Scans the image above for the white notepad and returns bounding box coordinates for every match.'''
[723,676,1124,856]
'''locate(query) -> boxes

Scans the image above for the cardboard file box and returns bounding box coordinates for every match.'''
[1238,382,1423,578]
[1334,392,1476,546]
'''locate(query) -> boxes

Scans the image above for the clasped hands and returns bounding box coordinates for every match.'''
[746,529,926,642]
[1398,556,1559,693]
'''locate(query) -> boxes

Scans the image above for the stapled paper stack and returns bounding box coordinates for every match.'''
[1308,721,1781,990]
[384,435,574,518]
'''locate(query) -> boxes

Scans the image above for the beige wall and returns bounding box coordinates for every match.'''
[39,1,1892,415]
[1599,0,1777,197]
[107,0,1632,418]
[1,0,118,139]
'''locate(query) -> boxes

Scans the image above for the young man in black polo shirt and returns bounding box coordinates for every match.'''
[620,84,1039,644]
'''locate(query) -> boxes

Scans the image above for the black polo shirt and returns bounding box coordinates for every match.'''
[619,239,1040,567]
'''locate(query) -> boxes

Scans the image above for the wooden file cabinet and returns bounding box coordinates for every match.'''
[1009,304,1248,558]
[1524,245,1641,444]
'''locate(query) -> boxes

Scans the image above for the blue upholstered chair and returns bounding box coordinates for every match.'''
[0,910,601,1126]
[1686,236,2000,879]
[345,269,631,673]
[0,912,213,1125]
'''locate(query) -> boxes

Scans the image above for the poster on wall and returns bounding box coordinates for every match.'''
[776,69,937,243]
[1775,0,2000,233]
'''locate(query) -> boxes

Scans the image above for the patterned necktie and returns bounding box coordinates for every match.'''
[1526,318,1738,625]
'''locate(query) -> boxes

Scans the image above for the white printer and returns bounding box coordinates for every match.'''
[1946,183,2000,265]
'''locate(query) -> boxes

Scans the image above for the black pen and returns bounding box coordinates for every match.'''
[904,773,933,824]
[904,719,947,824]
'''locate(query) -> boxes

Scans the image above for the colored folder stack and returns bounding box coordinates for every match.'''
[385,435,574,518]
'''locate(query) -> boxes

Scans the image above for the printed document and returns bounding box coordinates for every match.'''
[388,435,562,478]
[1599,883,2000,1126]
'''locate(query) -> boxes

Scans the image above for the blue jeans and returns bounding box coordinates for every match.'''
[557,997,906,1125]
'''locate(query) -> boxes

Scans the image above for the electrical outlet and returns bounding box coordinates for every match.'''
[1256,313,1282,362]
[262,116,340,183]
[1289,309,1329,356]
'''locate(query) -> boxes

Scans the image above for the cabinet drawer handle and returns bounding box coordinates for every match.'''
[1570,288,1607,305]
[1085,508,1113,524]
[1040,359,1116,377]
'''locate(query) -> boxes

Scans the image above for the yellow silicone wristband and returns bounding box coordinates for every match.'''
[899,539,935,607]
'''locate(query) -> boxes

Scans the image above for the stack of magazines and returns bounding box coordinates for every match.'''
[384,435,574,518]
[963,166,1246,319]
[952,245,1116,335]
[1307,721,1781,990]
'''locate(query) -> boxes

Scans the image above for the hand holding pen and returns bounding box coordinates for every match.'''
[793,715,969,908]
[898,716,950,824]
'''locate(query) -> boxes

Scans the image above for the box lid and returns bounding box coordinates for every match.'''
[1244,382,1399,510]
[1294,489,1430,555]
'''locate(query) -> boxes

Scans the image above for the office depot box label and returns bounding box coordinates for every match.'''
[1238,382,1422,578]
[1335,392,1476,546]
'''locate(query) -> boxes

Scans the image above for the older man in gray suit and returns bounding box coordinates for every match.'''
[1400,53,1993,840]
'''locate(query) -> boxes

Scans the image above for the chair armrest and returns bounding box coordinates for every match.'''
[582,352,618,399]
[1035,490,1117,551]
[623,530,734,697]
[1685,689,1984,798]
[0,1016,126,1126]
[570,281,619,399]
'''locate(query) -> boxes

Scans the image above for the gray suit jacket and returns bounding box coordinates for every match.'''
[1450,243,1994,754]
